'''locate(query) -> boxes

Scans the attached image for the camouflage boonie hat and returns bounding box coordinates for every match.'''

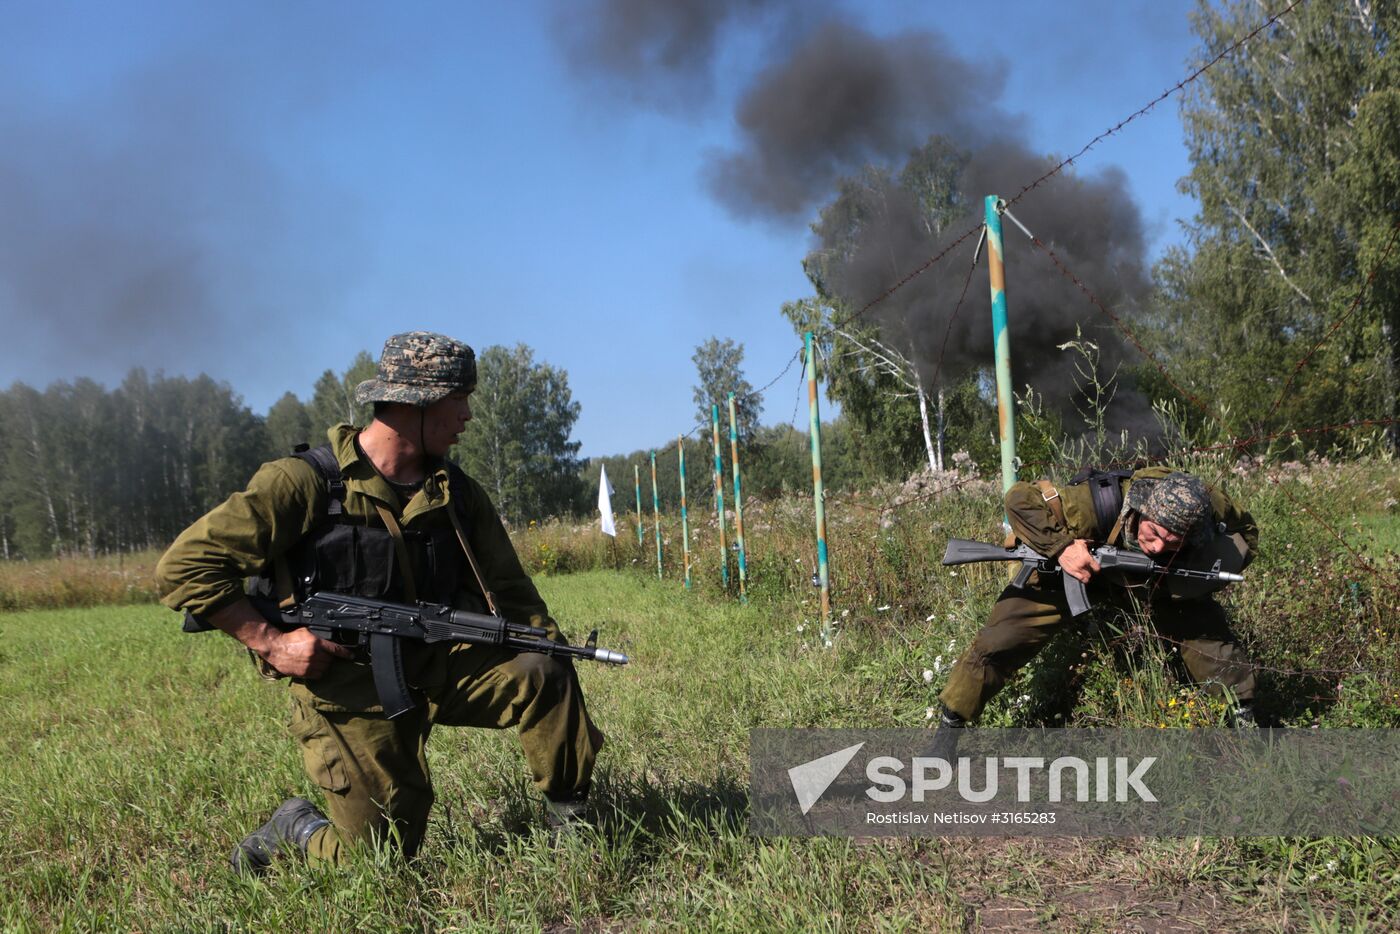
[1127,472,1214,543]
[353,331,476,406]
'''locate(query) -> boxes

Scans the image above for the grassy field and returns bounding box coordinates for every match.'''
[3,564,1398,932]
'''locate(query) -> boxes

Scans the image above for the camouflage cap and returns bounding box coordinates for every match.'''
[352,331,476,407]
[1130,472,1214,543]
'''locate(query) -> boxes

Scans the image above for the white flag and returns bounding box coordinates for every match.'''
[597,465,617,537]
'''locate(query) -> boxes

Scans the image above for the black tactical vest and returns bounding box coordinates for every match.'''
[247,445,469,606]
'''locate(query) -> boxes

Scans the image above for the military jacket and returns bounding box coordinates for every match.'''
[1004,466,1258,567]
[156,423,559,711]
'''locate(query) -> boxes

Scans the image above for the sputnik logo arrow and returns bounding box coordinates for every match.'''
[788,742,865,815]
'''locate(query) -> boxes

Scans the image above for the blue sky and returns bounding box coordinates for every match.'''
[3,1,1203,457]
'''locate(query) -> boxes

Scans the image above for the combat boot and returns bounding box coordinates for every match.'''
[543,794,591,844]
[231,797,331,875]
[926,707,967,763]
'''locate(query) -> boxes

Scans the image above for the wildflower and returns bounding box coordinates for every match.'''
[1325,860,1338,872]
[925,707,936,720]
[1168,698,1178,708]
[841,609,850,618]
[922,669,934,683]
[796,624,805,633]
[948,570,958,577]
[933,655,944,672]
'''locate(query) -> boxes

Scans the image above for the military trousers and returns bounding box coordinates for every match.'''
[938,578,1257,722]
[284,642,603,863]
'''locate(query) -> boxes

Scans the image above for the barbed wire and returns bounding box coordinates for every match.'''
[1014,418,1400,475]
[929,226,987,392]
[1111,627,1397,692]
[790,345,808,428]
[785,0,1308,347]
[1265,477,1400,602]
[1011,217,1217,424]
[998,208,1400,604]
[756,347,803,397]
[1001,0,1306,214]
[726,0,1306,443]
[647,0,1400,695]
[834,222,987,331]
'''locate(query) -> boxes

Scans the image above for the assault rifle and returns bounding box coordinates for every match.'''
[941,540,1244,617]
[185,591,628,718]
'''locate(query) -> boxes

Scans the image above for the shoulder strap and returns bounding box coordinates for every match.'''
[442,461,500,617]
[444,460,471,501]
[1068,467,1133,542]
[371,503,419,603]
[294,444,346,517]
[253,444,344,608]
[1033,479,1067,527]
[270,443,347,606]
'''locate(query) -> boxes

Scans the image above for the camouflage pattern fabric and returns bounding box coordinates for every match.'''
[353,331,476,406]
[1125,471,1214,544]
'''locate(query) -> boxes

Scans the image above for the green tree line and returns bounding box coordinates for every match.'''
[0,344,587,559]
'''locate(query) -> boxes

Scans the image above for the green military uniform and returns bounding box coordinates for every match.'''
[938,467,1260,721]
[157,340,602,865]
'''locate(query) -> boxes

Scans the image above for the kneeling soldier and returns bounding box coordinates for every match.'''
[156,331,604,873]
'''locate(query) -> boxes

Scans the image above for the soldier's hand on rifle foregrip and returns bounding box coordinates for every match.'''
[1058,539,1101,584]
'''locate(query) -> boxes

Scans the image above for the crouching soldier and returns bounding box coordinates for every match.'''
[156,331,605,873]
[930,467,1260,757]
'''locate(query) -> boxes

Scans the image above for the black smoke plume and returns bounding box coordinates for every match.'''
[559,5,1159,434]
[705,19,1010,221]
[553,0,819,110]
[807,142,1155,436]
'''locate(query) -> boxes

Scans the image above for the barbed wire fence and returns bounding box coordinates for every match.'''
[611,0,1398,693]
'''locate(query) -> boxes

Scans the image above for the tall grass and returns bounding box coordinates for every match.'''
[517,455,1400,728]
[3,574,1397,930]
[0,548,164,610]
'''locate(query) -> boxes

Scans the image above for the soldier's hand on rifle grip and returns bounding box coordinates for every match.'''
[208,598,354,680]
[260,628,355,679]
[1058,539,1101,584]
